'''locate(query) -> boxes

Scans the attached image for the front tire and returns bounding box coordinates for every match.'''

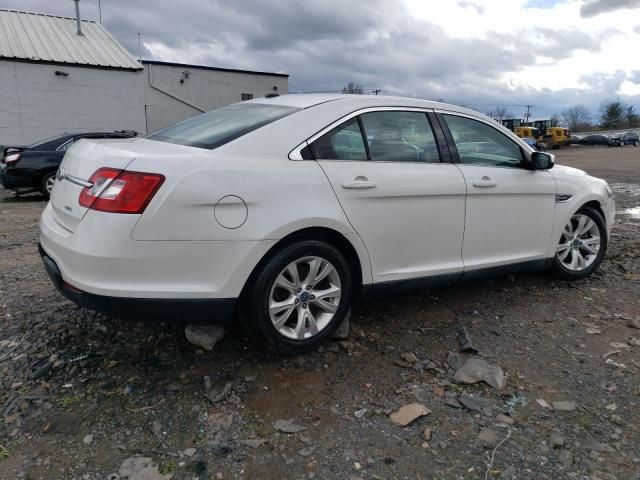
[552,207,607,280]
[241,240,352,355]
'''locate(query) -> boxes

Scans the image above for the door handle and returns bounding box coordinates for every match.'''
[342,177,377,189]
[472,176,496,188]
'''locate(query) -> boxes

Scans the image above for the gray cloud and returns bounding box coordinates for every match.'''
[580,0,640,17]
[457,1,485,15]
[1,0,638,116]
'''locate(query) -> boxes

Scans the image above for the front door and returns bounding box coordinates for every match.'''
[311,110,467,283]
[439,113,556,270]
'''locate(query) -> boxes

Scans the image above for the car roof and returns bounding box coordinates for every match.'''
[248,93,484,118]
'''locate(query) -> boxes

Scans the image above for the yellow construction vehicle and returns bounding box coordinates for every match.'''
[543,127,571,149]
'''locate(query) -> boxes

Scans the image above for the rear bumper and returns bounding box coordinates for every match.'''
[39,243,237,323]
[0,167,38,191]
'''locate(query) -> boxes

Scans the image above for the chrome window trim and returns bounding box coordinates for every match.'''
[56,138,76,152]
[288,106,437,161]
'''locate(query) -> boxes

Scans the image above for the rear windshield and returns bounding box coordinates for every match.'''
[147,103,300,149]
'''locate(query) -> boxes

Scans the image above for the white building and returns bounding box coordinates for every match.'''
[0,9,290,145]
[0,9,145,145]
[142,61,289,133]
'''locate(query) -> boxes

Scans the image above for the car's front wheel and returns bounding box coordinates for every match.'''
[552,207,607,280]
[634,140,639,147]
[241,240,352,355]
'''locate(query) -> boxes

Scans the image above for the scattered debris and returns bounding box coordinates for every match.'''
[401,352,418,364]
[117,456,172,480]
[552,401,577,412]
[423,428,432,441]
[446,351,464,370]
[332,313,351,340]
[454,358,506,390]
[477,428,499,448]
[536,399,553,410]
[457,323,479,354]
[628,318,640,329]
[629,337,640,347]
[603,350,621,359]
[389,403,431,427]
[204,379,232,403]
[237,438,267,449]
[585,327,602,335]
[82,434,94,445]
[183,448,197,457]
[495,414,515,425]
[550,432,565,449]
[298,446,316,457]
[274,419,307,433]
[354,408,368,419]
[185,324,225,351]
[605,358,626,369]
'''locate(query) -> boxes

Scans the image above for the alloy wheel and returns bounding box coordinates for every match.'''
[45,175,56,195]
[268,256,341,340]
[556,213,601,271]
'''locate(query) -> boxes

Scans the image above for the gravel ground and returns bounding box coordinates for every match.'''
[1,145,639,480]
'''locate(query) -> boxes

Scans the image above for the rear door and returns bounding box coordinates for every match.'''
[438,112,556,270]
[313,109,467,283]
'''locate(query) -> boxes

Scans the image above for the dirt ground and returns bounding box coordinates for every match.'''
[1,145,639,480]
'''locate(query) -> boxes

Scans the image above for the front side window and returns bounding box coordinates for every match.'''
[443,114,524,167]
[312,118,367,160]
[360,111,440,163]
[147,103,300,149]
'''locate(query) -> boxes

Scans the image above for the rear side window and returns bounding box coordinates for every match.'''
[312,118,367,160]
[147,103,300,149]
[443,114,524,167]
[360,111,440,163]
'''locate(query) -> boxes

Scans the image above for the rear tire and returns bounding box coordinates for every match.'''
[551,206,607,281]
[240,240,352,355]
[634,140,639,147]
[40,172,56,200]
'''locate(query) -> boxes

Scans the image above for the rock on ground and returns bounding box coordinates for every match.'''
[184,324,225,350]
[454,358,506,390]
[117,456,172,480]
[389,403,431,427]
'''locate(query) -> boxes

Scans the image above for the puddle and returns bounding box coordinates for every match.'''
[619,206,640,219]
[610,183,640,196]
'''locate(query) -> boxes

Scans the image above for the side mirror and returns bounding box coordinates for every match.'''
[530,151,554,170]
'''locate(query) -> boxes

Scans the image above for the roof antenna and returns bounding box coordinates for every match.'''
[98,0,102,23]
[73,0,83,35]
[137,32,141,63]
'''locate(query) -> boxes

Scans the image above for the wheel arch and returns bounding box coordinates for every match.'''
[239,226,369,303]
[580,199,605,220]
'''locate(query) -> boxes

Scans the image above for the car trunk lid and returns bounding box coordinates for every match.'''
[50,138,198,232]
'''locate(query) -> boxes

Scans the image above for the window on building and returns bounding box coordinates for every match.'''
[241,93,254,101]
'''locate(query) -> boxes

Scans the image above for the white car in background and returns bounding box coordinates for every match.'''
[39,94,615,354]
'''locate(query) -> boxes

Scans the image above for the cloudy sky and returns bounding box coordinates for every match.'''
[4,0,640,120]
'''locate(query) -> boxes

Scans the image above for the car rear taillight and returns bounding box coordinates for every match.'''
[4,153,21,165]
[79,167,165,214]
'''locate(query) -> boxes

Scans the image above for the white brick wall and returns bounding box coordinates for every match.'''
[0,60,146,145]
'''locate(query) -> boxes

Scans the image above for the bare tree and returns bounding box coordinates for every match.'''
[486,106,513,123]
[341,82,364,95]
[561,105,592,131]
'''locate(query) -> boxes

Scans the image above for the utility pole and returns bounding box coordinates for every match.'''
[524,105,533,123]
[137,32,141,63]
[372,89,381,95]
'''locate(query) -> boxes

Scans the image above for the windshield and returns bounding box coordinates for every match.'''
[147,103,300,149]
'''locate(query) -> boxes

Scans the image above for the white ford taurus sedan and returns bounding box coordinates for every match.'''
[40,94,615,354]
